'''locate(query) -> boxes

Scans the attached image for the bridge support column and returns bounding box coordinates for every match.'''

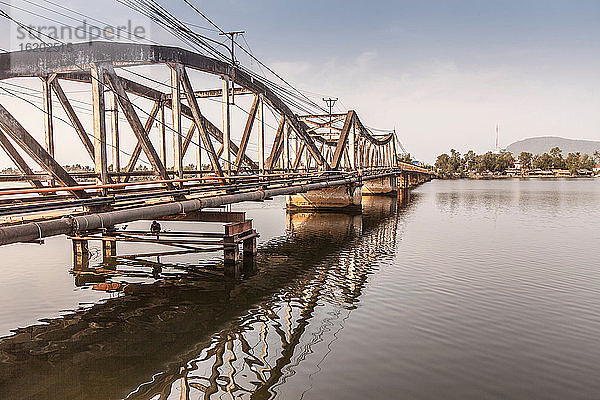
[102,234,117,268]
[72,238,89,269]
[223,238,240,278]
[242,236,258,276]
[243,236,257,260]
[407,173,416,188]
[362,176,397,196]
[223,219,257,278]
[286,182,362,213]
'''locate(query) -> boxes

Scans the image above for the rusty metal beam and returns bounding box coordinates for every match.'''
[331,111,355,169]
[41,75,55,157]
[50,79,95,161]
[91,64,109,187]
[299,113,347,120]
[122,101,161,180]
[180,67,223,176]
[234,94,259,172]
[265,117,285,171]
[181,124,196,156]
[110,91,120,174]
[303,115,345,129]
[257,96,265,172]
[170,63,184,180]
[159,103,166,165]
[163,87,251,99]
[292,141,306,171]
[222,77,231,175]
[0,104,88,198]
[102,64,173,186]
[0,129,45,189]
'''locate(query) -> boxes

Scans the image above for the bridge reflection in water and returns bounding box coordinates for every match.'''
[0,194,411,400]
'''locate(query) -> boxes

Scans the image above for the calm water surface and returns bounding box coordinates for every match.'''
[0,179,599,399]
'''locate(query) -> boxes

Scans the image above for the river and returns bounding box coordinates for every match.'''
[0,178,599,399]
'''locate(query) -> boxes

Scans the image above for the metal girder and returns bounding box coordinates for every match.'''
[257,95,265,172]
[163,87,251,99]
[170,63,184,180]
[0,103,88,198]
[159,103,167,164]
[41,75,55,157]
[234,94,259,172]
[292,141,306,170]
[110,91,120,174]
[331,111,355,169]
[303,115,345,130]
[221,77,231,174]
[265,117,286,171]
[50,79,95,161]
[122,101,161,181]
[101,64,173,187]
[0,129,45,189]
[181,124,196,156]
[299,113,348,120]
[179,67,223,176]
[91,64,109,186]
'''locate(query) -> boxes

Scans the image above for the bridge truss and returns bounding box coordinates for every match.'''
[0,42,432,244]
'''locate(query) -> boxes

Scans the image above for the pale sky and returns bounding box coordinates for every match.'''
[0,0,599,167]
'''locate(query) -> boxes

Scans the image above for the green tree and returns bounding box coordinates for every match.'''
[518,152,533,171]
[565,152,580,174]
[449,149,462,175]
[580,154,595,170]
[462,150,476,172]
[497,152,515,172]
[549,147,565,169]
[532,153,552,170]
[435,153,451,178]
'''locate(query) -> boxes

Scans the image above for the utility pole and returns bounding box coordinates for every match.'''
[322,97,338,136]
[219,30,245,105]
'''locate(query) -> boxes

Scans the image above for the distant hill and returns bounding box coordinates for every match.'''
[506,136,600,156]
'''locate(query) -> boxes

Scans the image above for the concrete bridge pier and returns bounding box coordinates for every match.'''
[286,182,362,213]
[397,187,410,205]
[399,172,409,190]
[361,176,398,196]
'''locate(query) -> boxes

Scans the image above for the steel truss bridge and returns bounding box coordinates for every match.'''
[0,42,433,246]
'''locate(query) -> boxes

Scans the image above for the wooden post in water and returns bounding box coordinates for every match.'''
[102,234,117,268]
[72,238,89,269]
[223,238,240,277]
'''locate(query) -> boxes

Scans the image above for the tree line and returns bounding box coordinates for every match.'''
[435,147,599,179]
